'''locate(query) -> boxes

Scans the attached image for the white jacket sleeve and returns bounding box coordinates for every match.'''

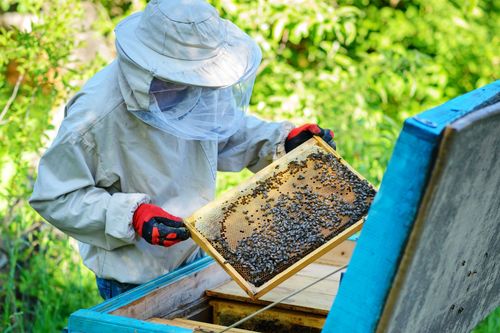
[29,126,150,251]
[217,115,295,173]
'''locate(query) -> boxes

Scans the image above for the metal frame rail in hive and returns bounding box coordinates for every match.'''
[184,136,371,300]
[66,80,499,333]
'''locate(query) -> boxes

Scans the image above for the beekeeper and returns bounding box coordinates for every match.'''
[29,0,335,299]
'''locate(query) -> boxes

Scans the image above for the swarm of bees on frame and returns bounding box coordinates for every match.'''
[196,149,376,287]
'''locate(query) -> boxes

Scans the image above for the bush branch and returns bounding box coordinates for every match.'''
[0,73,24,125]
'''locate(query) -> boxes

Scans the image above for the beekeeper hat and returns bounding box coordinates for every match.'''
[114,0,262,88]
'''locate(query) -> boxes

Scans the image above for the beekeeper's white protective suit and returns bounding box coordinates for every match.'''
[29,0,294,284]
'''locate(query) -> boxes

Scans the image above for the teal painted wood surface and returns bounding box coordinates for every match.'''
[405,82,500,140]
[68,257,214,332]
[90,255,214,314]
[379,97,500,333]
[69,309,191,333]
[323,80,500,333]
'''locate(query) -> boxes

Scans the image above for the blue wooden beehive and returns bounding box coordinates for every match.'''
[68,80,500,333]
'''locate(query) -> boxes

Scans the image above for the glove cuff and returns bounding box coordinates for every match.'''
[287,123,321,140]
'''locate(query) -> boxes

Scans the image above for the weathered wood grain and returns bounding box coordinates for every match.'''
[69,309,191,333]
[315,239,355,266]
[324,80,500,333]
[211,299,326,331]
[110,259,230,320]
[207,263,344,316]
[148,317,258,332]
[378,101,500,333]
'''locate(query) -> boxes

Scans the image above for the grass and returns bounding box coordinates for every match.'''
[473,307,500,333]
[0,223,101,332]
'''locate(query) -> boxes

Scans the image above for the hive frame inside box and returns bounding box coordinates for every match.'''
[184,136,372,300]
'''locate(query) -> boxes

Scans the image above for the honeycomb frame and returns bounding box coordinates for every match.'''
[185,137,376,299]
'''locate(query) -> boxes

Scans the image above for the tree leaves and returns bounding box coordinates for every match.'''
[1,0,498,331]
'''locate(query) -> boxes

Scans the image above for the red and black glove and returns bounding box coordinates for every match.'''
[133,204,190,247]
[285,124,336,153]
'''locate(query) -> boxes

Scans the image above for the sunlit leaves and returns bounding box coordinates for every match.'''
[0,1,104,331]
[1,0,498,331]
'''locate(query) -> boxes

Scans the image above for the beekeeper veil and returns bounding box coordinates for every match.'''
[114,0,262,141]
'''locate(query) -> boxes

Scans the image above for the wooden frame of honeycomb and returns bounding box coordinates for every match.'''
[185,137,376,299]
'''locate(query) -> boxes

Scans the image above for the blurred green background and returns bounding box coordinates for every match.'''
[0,0,498,331]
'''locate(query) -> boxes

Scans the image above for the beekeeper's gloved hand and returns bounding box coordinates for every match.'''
[285,124,336,153]
[133,204,190,247]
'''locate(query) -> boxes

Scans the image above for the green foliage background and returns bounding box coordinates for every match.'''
[0,0,498,331]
